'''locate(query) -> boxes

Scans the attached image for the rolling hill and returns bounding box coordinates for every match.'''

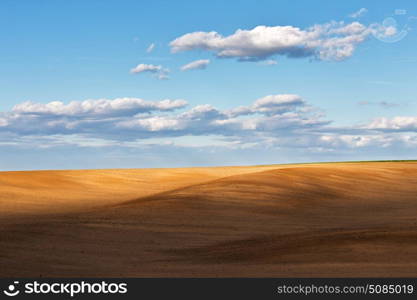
[1,162,417,277]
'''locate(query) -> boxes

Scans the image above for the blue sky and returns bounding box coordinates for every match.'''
[1,0,417,170]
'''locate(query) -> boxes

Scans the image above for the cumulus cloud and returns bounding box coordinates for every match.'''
[170,21,384,62]
[227,94,305,117]
[130,63,161,74]
[366,117,417,131]
[1,95,416,156]
[349,8,368,19]
[180,59,210,71]
[146,43,155,53]
[12,98,187,117]
[0,94,325,140]
[319,134,392,148]
[253,94,304,113]
[130,63,170,79]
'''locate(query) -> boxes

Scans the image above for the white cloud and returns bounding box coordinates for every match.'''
[0,117,8,127]
[112,95,326,138]
[130,63,170,80]
[253,94,304,110]
[130,63,161,74]
[349,8,368,18]
[259,59,278,66]
[146,43,155,53]
[180,59,210,71]
[156,73,169,80]
[12,98,187,117]
[366,117,417,131]
[227,94,305,117]
[1,95,417,157]
[319,134,392,148]
[0,94,324,140]
[119,116,184,131]
[170,21,376,62]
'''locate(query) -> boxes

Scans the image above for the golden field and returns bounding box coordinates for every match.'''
[1,162,417,277]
